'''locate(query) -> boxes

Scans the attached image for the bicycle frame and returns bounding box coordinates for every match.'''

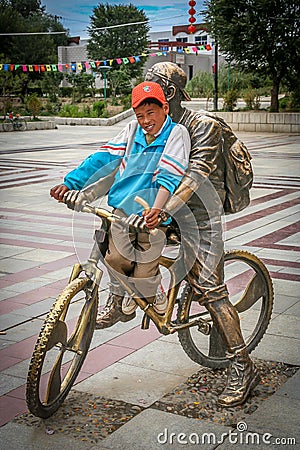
[68,202,210,337]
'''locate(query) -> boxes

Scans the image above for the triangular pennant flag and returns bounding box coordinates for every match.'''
[134,56,141,62]
[85,62,90,69]
[90,61,96,69]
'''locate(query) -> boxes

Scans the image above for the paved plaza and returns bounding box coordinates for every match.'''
[0,118,299,449]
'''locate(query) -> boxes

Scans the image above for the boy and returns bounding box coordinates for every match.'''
[51,81,191,328]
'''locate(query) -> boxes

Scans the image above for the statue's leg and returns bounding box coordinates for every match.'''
[183,213,260,407]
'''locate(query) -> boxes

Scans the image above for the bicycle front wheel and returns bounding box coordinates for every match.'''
[16,118,27,131]
[177,250,274,369]
[26,277,98,418]
[3,119,13,132]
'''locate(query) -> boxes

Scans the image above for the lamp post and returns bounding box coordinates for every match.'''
[213,42,218,111]
[99,66,111,102]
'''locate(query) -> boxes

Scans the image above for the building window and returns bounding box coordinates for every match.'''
[158,38,170,51]
[176,37,188,51]
[195,35,208,46]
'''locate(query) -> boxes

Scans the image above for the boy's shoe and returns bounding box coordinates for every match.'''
[95,294,136,329]
[122,296,138,315]
[153,290,168,314]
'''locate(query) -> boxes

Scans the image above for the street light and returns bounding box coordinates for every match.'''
[99,66,111,102]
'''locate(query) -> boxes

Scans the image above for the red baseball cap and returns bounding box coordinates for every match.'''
[131,81,167,108]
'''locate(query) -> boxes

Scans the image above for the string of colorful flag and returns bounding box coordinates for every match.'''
[0,45,213,73]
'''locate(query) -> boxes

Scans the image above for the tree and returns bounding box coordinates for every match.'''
[204,0,300,111]
[0,0,68,103]
[87,3,149,80]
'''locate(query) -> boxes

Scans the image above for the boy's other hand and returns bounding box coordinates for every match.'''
[144,208,161,229]
[50,184,69,202]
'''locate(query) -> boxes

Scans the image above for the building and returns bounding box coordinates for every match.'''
[57,24,225,87]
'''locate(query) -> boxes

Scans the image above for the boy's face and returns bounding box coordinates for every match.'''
[134,102,169,136]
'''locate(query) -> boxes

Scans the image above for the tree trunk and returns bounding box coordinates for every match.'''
[270,78,280,112]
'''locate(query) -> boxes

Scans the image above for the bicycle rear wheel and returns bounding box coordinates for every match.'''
[177,250,274,369]
[3,119,13,132]
[26,277,98,418]
[16,118,27,131]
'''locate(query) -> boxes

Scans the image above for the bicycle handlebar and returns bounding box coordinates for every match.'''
[81,196,159,235]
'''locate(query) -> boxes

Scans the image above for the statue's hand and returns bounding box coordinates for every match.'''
[63,190,89,211]
[123,213,147,231]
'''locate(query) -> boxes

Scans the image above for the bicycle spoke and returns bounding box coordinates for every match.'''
[45,320,67,351]
[234,273,265,313]
[45,354,63,403]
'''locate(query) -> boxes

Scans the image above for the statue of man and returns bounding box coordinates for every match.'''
[145,61,260,407]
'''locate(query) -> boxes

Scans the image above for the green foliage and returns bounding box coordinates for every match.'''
[204,0,300,111]
[26,93,42,117]
[92,100,106,117]
[121,93,132,110]
[223,89,238,111]
[87,3,149,80]
[186,71,214,98]
[242,90,261,110]
[107,65,132,98]
[65,73,96,103]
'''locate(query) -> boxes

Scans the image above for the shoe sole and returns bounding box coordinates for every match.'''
[218,371,261,408]
[95,312,136,329]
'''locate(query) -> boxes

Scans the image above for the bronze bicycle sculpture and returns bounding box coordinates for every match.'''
[26,196,273,419]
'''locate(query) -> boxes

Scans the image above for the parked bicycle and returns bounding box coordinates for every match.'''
[26,197,274,418]
[3,112,27,132]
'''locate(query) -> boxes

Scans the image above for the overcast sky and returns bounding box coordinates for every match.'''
[42,0,206,38]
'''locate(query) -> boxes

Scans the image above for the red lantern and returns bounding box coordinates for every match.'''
[188,0,196,33]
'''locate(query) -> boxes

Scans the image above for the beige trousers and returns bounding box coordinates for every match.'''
[105,217,166,301]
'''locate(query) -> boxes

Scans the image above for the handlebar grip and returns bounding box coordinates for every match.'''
[134,196,151,214]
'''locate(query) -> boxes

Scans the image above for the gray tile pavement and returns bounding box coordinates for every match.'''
[0,121,299,448]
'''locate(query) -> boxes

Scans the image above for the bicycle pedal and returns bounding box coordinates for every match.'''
[198,321,211,335]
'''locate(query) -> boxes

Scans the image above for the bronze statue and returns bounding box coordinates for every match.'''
[145,62,260,407]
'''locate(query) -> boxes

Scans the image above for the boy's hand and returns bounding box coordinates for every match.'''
[144,208,161,229]
[50,184,69,202]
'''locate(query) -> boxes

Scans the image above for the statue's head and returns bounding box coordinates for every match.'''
[145,62,191,103]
